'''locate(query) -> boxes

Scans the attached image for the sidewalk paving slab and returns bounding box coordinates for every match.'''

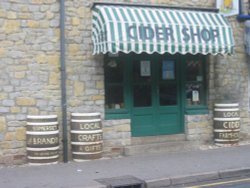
[0,144,250,188]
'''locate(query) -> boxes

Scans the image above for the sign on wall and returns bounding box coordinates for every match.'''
[216,0,239,17]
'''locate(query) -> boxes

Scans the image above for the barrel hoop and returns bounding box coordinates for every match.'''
[73,159,90,162]
[29,162,58,165]
[71,141,103,145]
[214,104,239,107]
[27,115,57,119]
[71,119,101,123]
[214,108,239,111]
[214,129,240,132]
[72,151,102,155]
[213,118,240,121]
[71,113,101,116]
[215,144,238,147]
[70,130,102,134]
[27,155,59,160]
[27,122,58,126]
[26,146,59,151]
[214,139,239,142]
[26,130,59,135]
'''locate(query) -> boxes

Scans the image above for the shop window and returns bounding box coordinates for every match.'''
[185,56,207,113]
[104,59,125,110]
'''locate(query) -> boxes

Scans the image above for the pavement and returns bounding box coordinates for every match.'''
[1,144,250,188]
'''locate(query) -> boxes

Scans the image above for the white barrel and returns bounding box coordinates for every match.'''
[214,103,240,146]
[71,113,103,161]
[26,115,59,165]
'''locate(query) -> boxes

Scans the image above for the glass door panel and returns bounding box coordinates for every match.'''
[133,60,152,107]
[158,60,177,106]
[159,84,177,106]
[133,85,152,107]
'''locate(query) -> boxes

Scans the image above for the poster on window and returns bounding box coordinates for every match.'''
[140,61,151,76]
[162,60,175,80]
[216,0,239,17]
[192,90,199,102]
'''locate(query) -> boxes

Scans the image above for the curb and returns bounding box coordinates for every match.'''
[219,168,250,178]
[145,167,250,188]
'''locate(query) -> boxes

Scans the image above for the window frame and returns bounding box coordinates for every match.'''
[183,55,208,115]
[104,54,208,119]
[104,55,131,119]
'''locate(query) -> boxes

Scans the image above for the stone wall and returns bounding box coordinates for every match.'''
[103,119,131,157]
[185,12,250,141]
[0,0,60,165]
[185,114,213,143]
[0,0,249,165]
[213,15,250,139]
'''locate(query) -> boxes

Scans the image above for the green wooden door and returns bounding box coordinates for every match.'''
[130,54,183,137]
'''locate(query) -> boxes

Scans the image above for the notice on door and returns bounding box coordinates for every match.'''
[162,60,175,80]
[140,60,151,76]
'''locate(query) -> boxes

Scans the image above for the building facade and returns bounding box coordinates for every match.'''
[0,0,249,165]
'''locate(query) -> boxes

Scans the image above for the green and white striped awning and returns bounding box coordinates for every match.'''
[92,4,234,55]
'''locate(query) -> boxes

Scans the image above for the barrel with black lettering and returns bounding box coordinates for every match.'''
[71,113,103,161]
[26,115,59,165]
[214,103,240,146]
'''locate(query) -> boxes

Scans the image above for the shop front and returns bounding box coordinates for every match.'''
[92,3,234,138]
[3,0,250,165]
[104,53,207,137]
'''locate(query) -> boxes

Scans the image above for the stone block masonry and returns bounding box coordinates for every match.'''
[0,0,249,165]
[185,114,213,143]
[102,120,131,157]
[0,0,61,165]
